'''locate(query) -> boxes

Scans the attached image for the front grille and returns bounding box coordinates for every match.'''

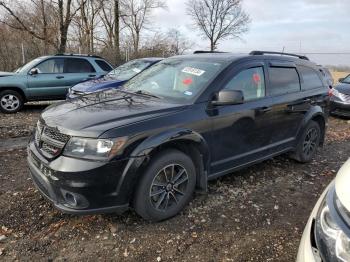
[43,126,70,143]
[35,120,70,159]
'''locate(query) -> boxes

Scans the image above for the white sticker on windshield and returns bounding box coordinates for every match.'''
[184,91,193,96]
[182,67,205,76]
[132,68,142,73]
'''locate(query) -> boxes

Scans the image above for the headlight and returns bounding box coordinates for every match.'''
[63,137,127,160]
[315,192,350,262]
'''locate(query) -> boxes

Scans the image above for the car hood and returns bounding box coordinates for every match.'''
[71,76,125,93]
[335,83,350,95]
[335,158,350,212]
[41,89,187,137]
[0,71,15,77]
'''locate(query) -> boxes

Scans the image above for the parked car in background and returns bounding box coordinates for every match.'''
[329,74,350,117]
[297,158,350,262]
[28,51,329,221]
[0,54,113,113]
[67,57,163,99]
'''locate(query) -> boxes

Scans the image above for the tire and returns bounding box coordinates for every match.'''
[133,149,196,222]
[290,120,321,163]
[0,90,24,113]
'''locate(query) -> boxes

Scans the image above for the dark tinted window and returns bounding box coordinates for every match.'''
[36,58,64,73]
[64,58,95,73]
[224,67,265,101]
[299,66,324,90]
[95,60,112,71]
[269,67,300,96]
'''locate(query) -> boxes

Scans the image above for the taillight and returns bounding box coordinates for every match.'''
[328,88,333,97]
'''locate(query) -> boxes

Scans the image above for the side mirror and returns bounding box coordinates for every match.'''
[212,90,244,106]
[339,78,344,83]
[29,68,39,75]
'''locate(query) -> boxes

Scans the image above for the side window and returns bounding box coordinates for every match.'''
[95,60,113,71]
[64,58,95,73]
[223,67,265,101]
[268,67,300,96]
[36,59,64,74]
[299,66,324,90]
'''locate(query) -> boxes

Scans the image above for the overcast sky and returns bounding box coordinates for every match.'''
[153,0,350,66]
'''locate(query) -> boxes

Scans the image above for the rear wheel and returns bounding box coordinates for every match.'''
[133,149,196,221]
[0,90,24,113]
[291,120,321,163]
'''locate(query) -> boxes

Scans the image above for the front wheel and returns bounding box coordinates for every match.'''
[291,120,321,163]
[0,90,24,113]
[133,149,196,222]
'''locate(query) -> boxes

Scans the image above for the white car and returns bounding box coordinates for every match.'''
[297,159,350,262]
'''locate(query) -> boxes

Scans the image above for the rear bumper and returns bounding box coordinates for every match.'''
[330,100,350,117]
[27,141,140,215]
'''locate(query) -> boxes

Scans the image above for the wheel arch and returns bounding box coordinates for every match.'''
[0,86,27,102]
[115,128,210,201]
[300,107,327,146]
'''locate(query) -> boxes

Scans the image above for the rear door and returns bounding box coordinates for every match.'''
[265,60,307,151]
[63,58,97,90]
[27,58,66,99]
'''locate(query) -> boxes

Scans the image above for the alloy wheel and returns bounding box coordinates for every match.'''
[1,94,20,111]
[149,164,189,211]
[303,127,318,157]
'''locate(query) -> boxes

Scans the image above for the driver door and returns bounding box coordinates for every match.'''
[27,58,67,99]
[208,62,276,176]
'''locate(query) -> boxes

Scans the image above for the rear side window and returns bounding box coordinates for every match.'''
[64,58,95,73]
[95,60,113,71]
[299,66,324,90]
[223,67,265,101]
[268,67,300,96]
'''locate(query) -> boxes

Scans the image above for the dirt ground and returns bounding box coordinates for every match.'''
[0,102,350,261]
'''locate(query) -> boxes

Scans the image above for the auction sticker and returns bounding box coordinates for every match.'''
[182,67,205,76]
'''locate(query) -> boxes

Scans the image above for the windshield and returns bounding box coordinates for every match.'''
[18,58,45,74]
[121,58,225,103]
[342,75,350,84]
[106,60,153,81]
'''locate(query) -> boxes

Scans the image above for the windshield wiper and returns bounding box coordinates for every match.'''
[134,90,162,99]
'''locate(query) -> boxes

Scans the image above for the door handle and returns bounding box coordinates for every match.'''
[56,76,64,79]
[256,106,272,113]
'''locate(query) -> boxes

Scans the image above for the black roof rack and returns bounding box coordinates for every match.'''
[193,50,227,54]
[55,53,103,59]
[249,51,309,61]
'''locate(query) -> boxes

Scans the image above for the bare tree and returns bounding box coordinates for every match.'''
[121,0,166,56]
[99,0,122,63]
[187,0,250,51]
[167,29,193,55]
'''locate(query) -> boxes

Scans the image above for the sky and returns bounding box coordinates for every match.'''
[152,0,350,66]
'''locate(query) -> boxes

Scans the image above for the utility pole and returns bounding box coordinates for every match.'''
[21,43,25,64]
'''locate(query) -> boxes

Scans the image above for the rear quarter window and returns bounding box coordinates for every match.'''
[95,60,113,71]
[268,67,300,96]
[299,66,324,90]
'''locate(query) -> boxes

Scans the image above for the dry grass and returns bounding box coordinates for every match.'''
[331,71,350,84]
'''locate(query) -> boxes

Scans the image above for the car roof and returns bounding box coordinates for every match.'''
[136,57,164,62]
[170,52,318,68]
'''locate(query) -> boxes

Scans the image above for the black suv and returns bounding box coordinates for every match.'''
[27,51,329,221]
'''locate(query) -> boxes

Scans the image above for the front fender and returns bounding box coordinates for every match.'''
[114,128,210,198]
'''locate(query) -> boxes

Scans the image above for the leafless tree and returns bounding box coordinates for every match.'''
[167,29,193,55]
[121,0,166,56]
[187,0,250,51]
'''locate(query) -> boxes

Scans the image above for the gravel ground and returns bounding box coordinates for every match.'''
[0,109,349,261]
